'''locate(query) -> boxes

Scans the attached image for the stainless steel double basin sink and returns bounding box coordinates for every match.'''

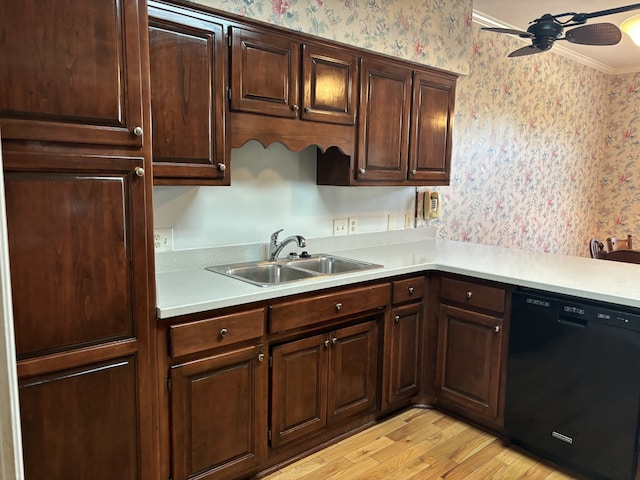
[206,254,383,287]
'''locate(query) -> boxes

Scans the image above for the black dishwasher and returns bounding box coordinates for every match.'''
[506,289,640,480]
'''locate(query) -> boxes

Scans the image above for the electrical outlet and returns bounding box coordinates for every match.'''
[348,217,358,234]
[154,228,173,252]
[405,213,414,229]
[333,218,348,236]
[387,214,397,231]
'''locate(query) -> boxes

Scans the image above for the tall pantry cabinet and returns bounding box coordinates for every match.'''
[0,1,158,479]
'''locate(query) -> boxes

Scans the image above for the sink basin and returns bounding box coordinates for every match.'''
[207,262,317,287]
[206,254,382,287]
[287,255,380,274]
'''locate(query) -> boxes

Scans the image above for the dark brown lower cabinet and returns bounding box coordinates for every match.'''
[384,302,423,409]
[436,303,506,429]
[270,320,378,449]
[19,356,139,480]
[169,344,267,480]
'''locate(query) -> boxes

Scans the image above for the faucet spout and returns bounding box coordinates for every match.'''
[268,229,307,261]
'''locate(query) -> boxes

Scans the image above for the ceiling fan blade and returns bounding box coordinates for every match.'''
[565,23,622,45]
[508,45,544,58]
[482,27,534,38]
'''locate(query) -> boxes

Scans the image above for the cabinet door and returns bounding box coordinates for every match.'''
[170,345,267,480]
[327,320,378,424]
[4,153,146,359]
[19,357,139,480]
[5,150,155,479]
[356,57,411,183]
[0,0,144,147]
[384,303,422,409]
[148,2,228,185]
[409,70,456,184]
[270,333,329,448]
[301,44,358,125]
[436,304,504,421]
[230,27,300,118]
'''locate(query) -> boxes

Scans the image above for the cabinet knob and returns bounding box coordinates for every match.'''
[219,328,228,337]
[258,353,265,362]
[217,163,226,171]
[291,104,299,111]
[411,169,417,175]
[324,339,330,348]
[408,287,414,295]
[335,302,343,311]
[132,126,143,136]
[332,337,338,344]
[304,106,310,112]
[466,291,473,299]
[394,315,400,324]
[358,168,366,174]
[134,167,145,177]
[494,325,500,333]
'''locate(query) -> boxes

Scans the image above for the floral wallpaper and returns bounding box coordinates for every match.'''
[418,25,640,258]
[419,25,608,256]
[188,0,474,75]
[598,72,640,243]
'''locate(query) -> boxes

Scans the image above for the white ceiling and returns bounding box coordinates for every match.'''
[473,0,640,74]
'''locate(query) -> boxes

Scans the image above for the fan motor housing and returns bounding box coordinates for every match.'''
[528,16,564,51]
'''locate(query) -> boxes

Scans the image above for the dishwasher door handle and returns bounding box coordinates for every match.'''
[558,316,587,328]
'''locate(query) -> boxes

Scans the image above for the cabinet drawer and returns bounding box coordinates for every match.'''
[269,283,390,333]
[392,276,424,304]
[170,308,265,358]
[440,277,506,314]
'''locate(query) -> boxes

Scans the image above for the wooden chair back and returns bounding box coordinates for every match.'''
[590,239,605,259]
[606,234,633,252]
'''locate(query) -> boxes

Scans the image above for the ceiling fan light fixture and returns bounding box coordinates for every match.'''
[621,14,640,47]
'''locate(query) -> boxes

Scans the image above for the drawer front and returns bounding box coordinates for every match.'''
[170,308,265,358]
[392,276,424,304]
[440,277,506,314]
[269,283,390,333]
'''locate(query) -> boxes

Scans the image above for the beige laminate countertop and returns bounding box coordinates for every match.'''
[155,230,640,319]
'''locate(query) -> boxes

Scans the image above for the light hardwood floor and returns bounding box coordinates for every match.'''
[263,408,583,480]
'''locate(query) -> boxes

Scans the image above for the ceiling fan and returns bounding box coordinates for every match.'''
[482,3,640,57]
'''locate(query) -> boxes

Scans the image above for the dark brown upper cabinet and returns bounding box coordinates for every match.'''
[229,25,358,155]
[317,56,457,187]
[0,0,145,148]
[356,57,413,183]
[148,1,229,185]
[409,70,456,185]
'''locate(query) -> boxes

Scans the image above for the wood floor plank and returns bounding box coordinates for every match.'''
[262,408,582,480]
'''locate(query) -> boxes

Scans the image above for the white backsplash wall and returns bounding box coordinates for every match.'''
[153,141,417,250]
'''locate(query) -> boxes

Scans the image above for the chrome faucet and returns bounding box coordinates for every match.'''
[268,229,307,261]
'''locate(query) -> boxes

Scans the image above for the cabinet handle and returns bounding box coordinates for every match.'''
[466,291,473,299]
[358,168,366,174]
[132,126,143,136]
[394,315,400,324]
[332,337,338,344]
[408,287,414,295]
[134,167,145,177]
[494,325,500,333]
[324,339,330,348]
[258,353,265,362]
[335,302,343,311]
[219,328,228,337]
[217,163,226,171]
[291,104,299,111]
